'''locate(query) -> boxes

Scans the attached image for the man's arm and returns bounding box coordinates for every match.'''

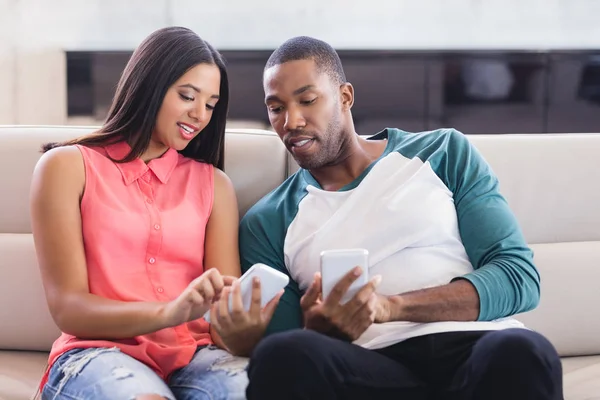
[209,202,303,356]
[377,279,479,323]
[379,129,540,323]
[239,208,303,335]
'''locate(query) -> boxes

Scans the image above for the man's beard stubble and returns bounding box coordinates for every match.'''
[295,116,345,170]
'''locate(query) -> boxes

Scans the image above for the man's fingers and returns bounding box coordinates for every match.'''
[344,298,376,341]
[324,267,362,307]
[300,273,321,310]
[369,275,382,291]
[345,274,381,314]
[368,293,377,320]
[314,272,322,287]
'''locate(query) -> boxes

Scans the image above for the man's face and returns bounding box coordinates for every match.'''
[263,59,345,170]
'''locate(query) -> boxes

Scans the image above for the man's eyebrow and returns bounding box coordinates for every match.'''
[265,94,280,103]
[293,85,315,96]
[265,85,316,103]
[178,83,220,99]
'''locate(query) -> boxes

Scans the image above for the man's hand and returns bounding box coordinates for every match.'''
[373,293,394,323]
[301,268,381,341]
[209,277,283,356]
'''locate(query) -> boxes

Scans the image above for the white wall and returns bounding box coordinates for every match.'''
[1,0,600,124]
[0,0,16,124]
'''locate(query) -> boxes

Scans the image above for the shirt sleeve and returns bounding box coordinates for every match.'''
[445,130,540,320]
[239,204,304,335]
[415,129,541,320]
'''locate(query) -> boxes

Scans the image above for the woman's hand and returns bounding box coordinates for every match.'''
[161,269,236,327]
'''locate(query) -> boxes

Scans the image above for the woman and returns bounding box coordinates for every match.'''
[31,27,247,399]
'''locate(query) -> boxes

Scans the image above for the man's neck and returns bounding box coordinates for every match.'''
[310,136,387,191]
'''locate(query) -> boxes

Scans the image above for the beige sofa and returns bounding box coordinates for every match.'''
[0,126,599,400]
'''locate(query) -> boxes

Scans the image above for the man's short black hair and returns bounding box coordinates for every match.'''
[265,36,346,85]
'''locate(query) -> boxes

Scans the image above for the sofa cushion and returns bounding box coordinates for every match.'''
[515,241,600,357]
[0,234,59,351]
[562,356,600,400]
[0,350,47,400]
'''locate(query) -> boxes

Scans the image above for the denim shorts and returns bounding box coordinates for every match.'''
[41,345,249,400]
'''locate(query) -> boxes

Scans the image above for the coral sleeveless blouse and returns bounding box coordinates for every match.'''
[40,140,215,388]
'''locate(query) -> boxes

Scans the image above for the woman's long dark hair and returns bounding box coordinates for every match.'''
[44,27,229,169]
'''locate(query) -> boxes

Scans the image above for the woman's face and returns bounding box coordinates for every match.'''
[148,63,221,160]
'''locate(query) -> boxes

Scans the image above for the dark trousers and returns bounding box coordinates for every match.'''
[246,328,563,400]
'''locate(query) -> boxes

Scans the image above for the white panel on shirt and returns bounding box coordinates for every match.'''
[283,152,525,350]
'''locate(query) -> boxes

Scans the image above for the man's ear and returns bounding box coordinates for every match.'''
[339,82,354,110]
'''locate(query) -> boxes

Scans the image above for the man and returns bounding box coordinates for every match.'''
[224,36,562,399]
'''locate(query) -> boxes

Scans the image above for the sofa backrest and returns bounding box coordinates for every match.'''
[0,126,598,358]
[466,133,600,357]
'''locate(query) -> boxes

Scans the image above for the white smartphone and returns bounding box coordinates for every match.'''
[203,263,289,322]
[320,249,369,304]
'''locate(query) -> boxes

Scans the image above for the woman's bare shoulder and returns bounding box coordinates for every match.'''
[32,145,85,192]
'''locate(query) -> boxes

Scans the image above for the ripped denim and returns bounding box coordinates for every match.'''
[41,345,248,400]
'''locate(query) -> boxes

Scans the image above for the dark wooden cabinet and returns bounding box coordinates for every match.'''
[66,50,600,134]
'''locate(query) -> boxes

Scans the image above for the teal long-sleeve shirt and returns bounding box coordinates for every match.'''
[239,128,540,335]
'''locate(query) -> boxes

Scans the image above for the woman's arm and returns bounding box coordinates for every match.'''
[31,146,176,339]
[203,168,242,349]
